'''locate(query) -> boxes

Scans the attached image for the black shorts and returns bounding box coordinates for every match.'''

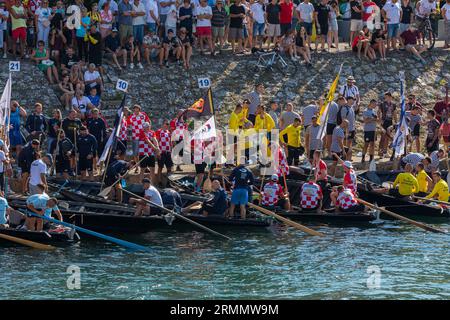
[195,162,207,174]
[318,23,329,35]
[412,124,420,137]
[139,155,156,168]
[157,152,173,169]
[326,123,336,135]
[364,131,375,143]
[280,23,292,35]
[425,138,439,153]
[347,131,355,140]
[382,119,393,130]
[332,152,342,162]
[78,156,93,171]
[56,159,71,173]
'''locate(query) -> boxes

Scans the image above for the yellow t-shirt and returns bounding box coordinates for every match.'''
[416,170,430,193]
[237,108,249,127]
[280,124,302,148]
[11,5,27,30]
[229,112,240,131]
[393,172,419,196]
[425,179,449,202]
[254,113,275,131]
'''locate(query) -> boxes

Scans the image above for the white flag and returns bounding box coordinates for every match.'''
[0,74,12,127]
[392,74,409,157]
[192,116,216,141]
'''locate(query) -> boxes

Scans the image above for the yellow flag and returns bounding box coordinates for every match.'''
[317,71,341,124]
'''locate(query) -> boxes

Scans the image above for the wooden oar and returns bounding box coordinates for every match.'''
[356,198,448,234]
[98,156,148,197]
[412,196,450,207]
[0,233,55,250]
[22,210,152,251]
[248,203,325,236]
[121,189,232,240]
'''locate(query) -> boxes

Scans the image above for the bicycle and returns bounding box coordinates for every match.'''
[416,15,436,50]
[248,47,298,76]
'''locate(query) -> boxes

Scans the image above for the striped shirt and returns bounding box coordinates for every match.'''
[211,6,227,27]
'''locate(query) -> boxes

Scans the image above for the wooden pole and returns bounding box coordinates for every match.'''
[0,233,55,250]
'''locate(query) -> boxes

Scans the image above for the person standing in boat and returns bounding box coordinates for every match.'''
[312,150,328,191]
[28,153,52,195]
[300,178,323,211]
[415,163,432,197]
[0,141,10,193]
[17,139,41,194]
[138,121,160,183]
[261,174,291,210]
[201,180,228,217]
[130,178,163,216]
[228,160,254,219]
[86,108,108,175]
[129,105,151,172]
[155,120,173,186]
[50,130,74,180]
[421,171,449,204]
[332,185,365,213]
[77,126,98,181]
[170,109,187,172]
[26,194,62,232]
[361,99,378,164]
[105,159,136,203]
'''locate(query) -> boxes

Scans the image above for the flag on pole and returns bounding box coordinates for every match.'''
[192,116,216,141]
[316,65,343,140]
[392,73,409,158]
[276,146,289,177]
[0,74,12,127]
[98,94,126,164]
[184,88,215,119]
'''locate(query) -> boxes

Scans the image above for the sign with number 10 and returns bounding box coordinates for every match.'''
[116,79,129,92]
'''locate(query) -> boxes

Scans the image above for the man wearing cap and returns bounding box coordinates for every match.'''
[138,121,160,182]
[28,152,52,195]
[18,139,41,194]
[280,117,303,166]
[378,91,398,158]
[130,178,163,216]
[261,174,291,210]
[77,126,98,180]
[129,104,150,167]
[339,76,360,114]
[105,27,128,69]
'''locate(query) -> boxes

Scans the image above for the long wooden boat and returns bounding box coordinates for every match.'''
[357,171,450,218]
[0,226,80,245]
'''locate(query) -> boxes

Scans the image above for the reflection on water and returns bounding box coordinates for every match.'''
[1,221,450,299]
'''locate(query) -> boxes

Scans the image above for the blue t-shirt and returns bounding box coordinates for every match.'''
[8,108,21,133]
[26,194,58,218]
[76,16,91,38]
[0,197,9,224]
[88,95,100,107]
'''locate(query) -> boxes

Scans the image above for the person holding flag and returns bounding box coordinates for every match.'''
[391,71,409,160]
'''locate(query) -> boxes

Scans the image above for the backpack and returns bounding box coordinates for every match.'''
[336,105,350,126]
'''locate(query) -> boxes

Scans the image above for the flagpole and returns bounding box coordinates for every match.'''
[3,72,12,195]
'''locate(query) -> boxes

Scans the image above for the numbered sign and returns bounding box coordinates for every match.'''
[9,61,20,72]
[198,77,211,89]
[116,79,129,92]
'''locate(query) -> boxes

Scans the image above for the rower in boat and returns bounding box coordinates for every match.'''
[200,180,228,217]
[261,174,291,210]
[312,150,328,191]
[229,161,254,219]
[332,186,365,213]
[299,178,323,211]
[129,178,163,216]
[419,171,449,206]
[415,163,432,197]
[0,194,11,229]
[368,164,419,200]
[50,130,74,180]
[105,159,136,202]
[26,194,62,231]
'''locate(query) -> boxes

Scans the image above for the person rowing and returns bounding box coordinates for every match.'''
[331,185,365,213]
[261,174,291,210]
[228,160,254,219]
[312,150,328,191]
[299,177,323,212]
[200,180,228,217]
[331,153,357,194]
[26,194,62,232]
[419,172,449,206]
[129,178,163,216]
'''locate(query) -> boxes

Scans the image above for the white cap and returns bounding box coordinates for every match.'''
[271,174,279,181]
[343,161,353,169]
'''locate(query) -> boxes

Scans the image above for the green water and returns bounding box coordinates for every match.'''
[1,221,450,299]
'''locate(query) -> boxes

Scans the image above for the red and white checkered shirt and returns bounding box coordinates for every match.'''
[170,118,187,142]
[344,169,357,194]
[191,138,205,164]
[119,116,128,141]
[261,182,284,206]
[129,112,150,139]
[300,182,322,209]
[337,189,358,210]
[156,129,172,153]
[138,130,156,156]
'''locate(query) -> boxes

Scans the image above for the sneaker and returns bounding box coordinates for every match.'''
[130,63,135,69]
[2,53,6,59]
[137,63,143,69]
[165,60,169,68]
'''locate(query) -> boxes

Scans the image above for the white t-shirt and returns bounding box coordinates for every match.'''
[132,1,146,25]
[416,0,436,18]
[145,185,163,206]
[159,0,174,15]
[35,7,52,24]
[144,0,159,23]
[250,3,265,24]
[84,70,101,88]
[29,159,47,186]
[0,9,10,31]
[296,2,315,23]
[165,4,177,27]
[382,2,402,24]
[0,151,5,173]
[196,5,212,27]
[443,3,450,20]
[72,96,91,114]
